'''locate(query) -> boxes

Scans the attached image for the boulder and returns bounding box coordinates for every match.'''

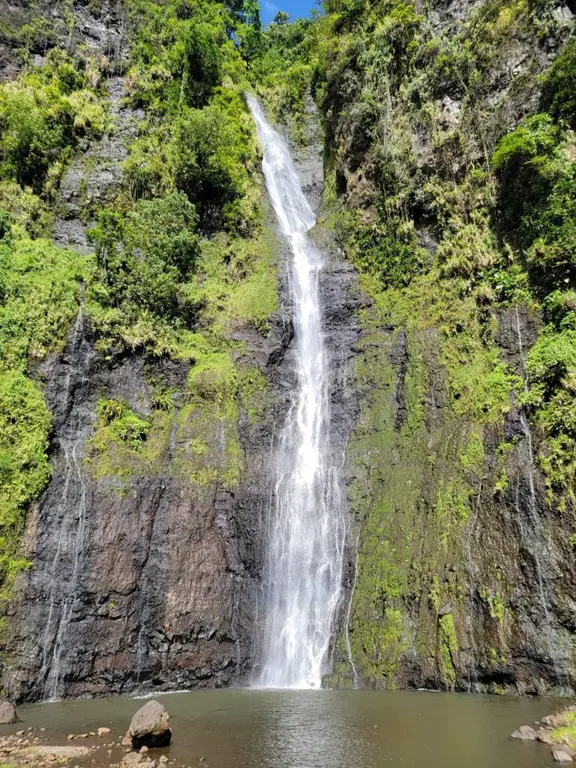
[511,725,537,740]
[553,748,574,763]
[123,701,171,749]
[536,728,554,744]
[0,702,18,724]
[543,714,565,728]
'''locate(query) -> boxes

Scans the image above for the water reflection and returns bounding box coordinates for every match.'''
[9,688,569,768]
[252,691,370,768]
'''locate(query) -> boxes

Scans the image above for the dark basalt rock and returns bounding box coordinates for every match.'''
[2,88,362,700]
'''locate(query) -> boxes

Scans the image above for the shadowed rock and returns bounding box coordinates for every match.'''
[0,702,17,724]
[124,701,171,749]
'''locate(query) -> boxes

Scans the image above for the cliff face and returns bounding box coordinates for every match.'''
[317,0,576,693]
[0,0,279,700]
[1,25,362,697]
[2,0,576,701]
[5,309,279,700]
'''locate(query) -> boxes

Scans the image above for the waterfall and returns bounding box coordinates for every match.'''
[248,97,346,689]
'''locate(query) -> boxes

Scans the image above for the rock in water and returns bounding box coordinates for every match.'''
[0,702,18,724]
[511,725,537,740]
[553,748,574,763]
[124,701,171,749]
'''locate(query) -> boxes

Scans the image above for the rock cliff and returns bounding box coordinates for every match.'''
[1,0,576,701]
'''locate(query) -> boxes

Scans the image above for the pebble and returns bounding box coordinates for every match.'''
[159,757,168,765]
[16,731,24,736]
[140,746,149,754]
[98,727,111,736]
[68,735,75,741]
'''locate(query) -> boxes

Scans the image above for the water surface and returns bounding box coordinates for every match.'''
[8,689,564,768]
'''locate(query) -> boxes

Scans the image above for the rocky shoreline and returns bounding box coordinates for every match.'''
[0,700,205,768]
[512,706,576,763]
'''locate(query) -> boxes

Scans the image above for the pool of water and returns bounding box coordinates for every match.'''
[5,689,566,768]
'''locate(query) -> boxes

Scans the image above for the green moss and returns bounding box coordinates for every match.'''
[550,710,576,749]
[0,228,88,600]
[459,431,485,470]
[88,398,156,482]
[439,613,458,686]
[481,588,506,624]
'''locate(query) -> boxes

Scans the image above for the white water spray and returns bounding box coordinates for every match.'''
[248,97,346,689]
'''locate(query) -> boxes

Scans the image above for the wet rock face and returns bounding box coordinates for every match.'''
[0,0,125,82]
[4,311,284,701]
[53,76,144,253]
[3,89,362,699]
[331,301,576,695]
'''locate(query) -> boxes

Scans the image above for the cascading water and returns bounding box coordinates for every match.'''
[248,96,346,689]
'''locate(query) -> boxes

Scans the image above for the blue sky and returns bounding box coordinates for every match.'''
[260,0,317,26]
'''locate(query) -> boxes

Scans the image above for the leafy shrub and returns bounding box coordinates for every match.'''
[0,236,89,370]
[172,103,253,232]
[525,163,576,292]
[540,39,576,128]
[492,114,565,247]
[95,399,151,449]
[89,192,199,325]
[0,86,74,191]
[525,328,576,507]
[184,21,225,107]
[124,128,174,200]
[543,290,576,329]
[526,329,576,401]
[0,371,52,588]
[339,212,425,289]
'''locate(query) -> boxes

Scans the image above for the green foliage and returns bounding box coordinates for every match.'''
[524,329,576,508]
[540,39,576,128]
[184,21,225,107]
[0,85,74,192]
[0,235,90,371]
[480,588,506,623]
[88,192,199,342]
[173,99,256,233]
[439,613,458,685]
[525,162,576,292]
[94,399,151,450]
[526,328,576,399]
[249,15,317,138]
[0,371,51,592]
[0,51,107,195]
[338,212,424,289]
[124,0,256,114]
[492,114,565,247]
[0,228,87,598]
